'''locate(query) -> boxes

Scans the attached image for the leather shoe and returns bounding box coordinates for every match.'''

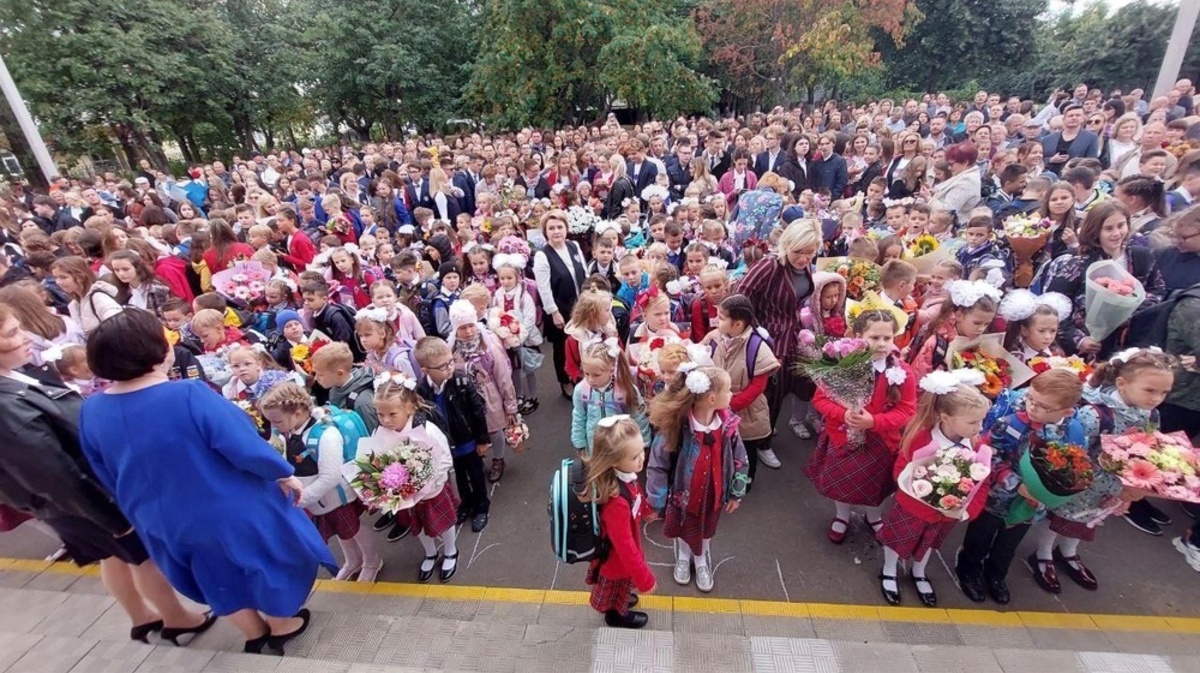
[1053,549,1098,591]
[471,512,489,533]
[456,509,470,525]
[985,575,1011,605]
[912,575,937,608]
[417,554,439,583]
[827,517,849,545]
[604,610,649,629]
[439,553,458,583]
[878,573,901,605]
[1029,553,1061,594]
[956,570,986,603]
[266,609,311,655]
[628,594,639,609]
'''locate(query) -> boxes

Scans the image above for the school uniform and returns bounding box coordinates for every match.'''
[389,413,460,538]
[709,329,780,487]
[588,475,655,616]
[416,373,491,518]
[285,419,364,542]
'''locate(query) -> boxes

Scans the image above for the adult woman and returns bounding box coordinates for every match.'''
[0,284,85,365]
[51,256,122,336]
[546,152,580,194]
[79,310,335,654]
[428,167,462,223]
[777,135,811,198]
[1039,182,1081,259]
[0,303,214,646]
[885,132,921,198]
[602,154,635,221]
[718,148,758,208]
[203,219,255,273]
[810,132,848,197]
[1103,113,1141,169]
[928,142,983,225]
[532,209,586,396]
[737,219,821,464]
[107,250,175,319]
[1042,201,1165,358]
[845,135,869,190]
[688,158,719,197]
[1115,174,1168,239]
[1154,205,1200,293]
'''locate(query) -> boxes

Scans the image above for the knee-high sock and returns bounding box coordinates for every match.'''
[865,505,884,526]
[912,550,932,578]
[881,546,900,593]
[1057,535,1081,559]
[1036,525,1057,561]
[833,502,852,533]
[440,525,459,558]
[338,536,364,569]
[354,526,380,566]
[417,533,439,572]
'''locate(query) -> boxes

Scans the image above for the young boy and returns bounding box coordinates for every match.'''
[663,221,687,271]
[301,279,363,361]
[311,341,379,433]
[956,370,1086,605]
[883,202,908,234]
[587,239,620,291]
[412,207,434,236]
[904,203,932,241]
[247,224,274,251]
[433,262,461,339]
[878,259,919,350]
[955,214,1010,283]
[617,255,648,314]
[414,336,492,533]
[233,203,257,236]
[1064,167,1107,219]
[162,298,202,354]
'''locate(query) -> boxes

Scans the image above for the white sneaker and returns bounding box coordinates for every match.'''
[695,562,714,593]
[673,542,692,585]
[789,419,813,439]
[758,448,782,469]
[1174,537,1200,572]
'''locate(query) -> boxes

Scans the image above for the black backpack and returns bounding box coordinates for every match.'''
[548,459,634,564]
[1125,284,1200,349]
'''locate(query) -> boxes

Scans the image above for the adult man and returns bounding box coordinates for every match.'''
[137,159,157,188]
[965,90,990,121]
[1117,121,1176,178]
[665,139,694,200]
[925,115,952,149]
[885,106,907,134]
[1039,104,1099,176]
[701,132,731,180]
[753,126,785,176]
[453,154,483,215]
[79,187,122,222]
[626,140,658,207]
[31,195,79,234]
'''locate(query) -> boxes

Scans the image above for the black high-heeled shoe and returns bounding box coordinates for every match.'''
[160,612,217,646]
[243,634,270,654]
[129,620,163,643]
[266,608,311,655]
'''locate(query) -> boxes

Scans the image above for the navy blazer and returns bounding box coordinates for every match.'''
[452,170,477,216]
[627,161,659,202]
[753,150,785,177]
[1040,130,1100,175]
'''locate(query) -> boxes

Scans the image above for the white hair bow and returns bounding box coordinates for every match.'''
[1111,346,1162,364]
[597,414,631,428]
[355,307,390,323]
[374,370,417,391]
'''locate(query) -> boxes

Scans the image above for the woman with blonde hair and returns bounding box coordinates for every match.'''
[602,154,635,220]
[428,167,461,222]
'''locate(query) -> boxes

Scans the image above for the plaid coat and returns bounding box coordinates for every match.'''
[736,255,813,362]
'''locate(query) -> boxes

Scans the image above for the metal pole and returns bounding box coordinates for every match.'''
[0,52,58,181]
[1153,0,1200,100]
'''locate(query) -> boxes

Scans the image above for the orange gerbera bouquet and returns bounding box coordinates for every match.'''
[950,349,1011,399]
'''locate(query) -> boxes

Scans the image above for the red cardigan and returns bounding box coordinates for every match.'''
[203,243,256,273]
[893,429,991,524]
[597,481,655,591]
[282,232,316,271]
[812,358,917,450]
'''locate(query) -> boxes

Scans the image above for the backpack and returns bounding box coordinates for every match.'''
[549,458,601,563]
[302,405,370,464]
[905,333,949,371]
[522,277,544,328]
[1125,285,1200,349]
[416,281,441,337]
[708,327,775,377]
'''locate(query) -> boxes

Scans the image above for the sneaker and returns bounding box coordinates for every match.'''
[1143,501,1172,525]
[386,523,411,543]
[757,448,782,469]
[695,563,714,593]
[673,555,692,585]
[1123,508,1164,536]
[789,418,813,440]
[1184,503,1200,520]
[1173,537,1200,572]
[372,512,395,532]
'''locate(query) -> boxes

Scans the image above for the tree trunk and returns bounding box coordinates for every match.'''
[111,123,140,174]
[263,127,275,150]
[286,125,299,149]
[145,128,170,168]
[186,131,202,164]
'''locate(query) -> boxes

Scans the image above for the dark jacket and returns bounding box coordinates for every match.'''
[603,175,636,220]
[0,365,129,534]
[810,154,848,197]
[312,301,364,361]
[1040,130,1100,175]
[665,156,692,201]
[857,161,883,195]
[777,157,809,197]
[415,372,490,451]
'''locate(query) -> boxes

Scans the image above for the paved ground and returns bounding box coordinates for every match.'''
[3,362,1200,618]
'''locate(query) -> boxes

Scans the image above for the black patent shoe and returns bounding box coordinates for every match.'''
[418,554,440,583]
[604,610,649,629]
[912,575,937,607]
[161,612,217,646]
[879,574,901,605]
[439,553,459,583]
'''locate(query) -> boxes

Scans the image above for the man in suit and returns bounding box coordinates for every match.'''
[453,154,483,216]
[1040,104,1099,176]
[665,139,695,201]
[404,161,436,213]
[626,139,658,207]
[753,125,785,177]
[701,131,731,180]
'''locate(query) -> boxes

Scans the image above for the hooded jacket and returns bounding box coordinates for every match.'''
[70,280,122,336]
[800,271,848,337]
[327,365,379,433]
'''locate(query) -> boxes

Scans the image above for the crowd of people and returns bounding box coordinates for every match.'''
[1,79,1200,643]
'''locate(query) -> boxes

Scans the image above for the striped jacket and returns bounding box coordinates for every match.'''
[736,255,812,362]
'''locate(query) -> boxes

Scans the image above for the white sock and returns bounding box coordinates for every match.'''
[355,527,380,567]
[881,547,900,593]
[1036,526,1056,561]
[912,551,934,594]
[833,502,852,533]
[417,533,438,572]
[865,505,884,529]
[675,539,693,564]
[696,539,711,569]
[440,526,459,559]
[338,536,364,569]
[1057,536,1082,568]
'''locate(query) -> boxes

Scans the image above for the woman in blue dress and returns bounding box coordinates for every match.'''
[78,309,337,655]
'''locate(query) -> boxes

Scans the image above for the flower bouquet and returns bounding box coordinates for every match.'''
[897,441,993,520]
[348,439,438,514]
[1006,436,1094,524]
[487,308,523,348]
[946,334,1035,399]
[235,399,266,432]
[291,331,332,375]
[908,233,940,257]
[1027,355,1093,382]
[505,417,531,453]
[906,236,952,275]
[212,261,271,308]
[817,257,882,301]
[793,330,877,449]
[1003,214,1053,288]
[566,205,600,235]
[1084,259,1146,341]
[1100,430,1200,503]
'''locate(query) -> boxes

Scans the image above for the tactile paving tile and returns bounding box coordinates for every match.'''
[373,615,456,668]
[1105,632,1200,657]
[1076,652,1175,673]
[68,640,155,673]
[741,615,817,639]
[131,646,216,673]
[357,594,423,617]
[200,651,282,673]
[881,621,966,647]
[831,641,921,673]
[537,604,604,629]
[309,614,396,665]
[1028,628,1117,654]
[748,636,840,673]
[9,635,97,673]
[673,631,754,672]
[415,597,480,622]
[810,617,888,643]
[472,600,541,624]
[908,645,1003,673]
[954,624,1036,650]
[31,593,117,638]
[591,628,673,673]
[273,657,352,673]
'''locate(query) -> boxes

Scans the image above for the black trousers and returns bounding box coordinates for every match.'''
[543,321,571,385]
[766,369,812,427]
[743,436,769,493]
[453,451,490,515]
[957,511,1030,581]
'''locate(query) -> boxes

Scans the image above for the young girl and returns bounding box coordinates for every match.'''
[107,250,173,318]
[805,310,918,544]
[875,235,905,265]
[999,290,1070,363]
[710,295,781,493]
[492,251,543,414]
[690,264,729,343]
[327,247,378,309]
[646,366,749,593]
[564,288,620,384]
[629,289,682,365]
[356,307,420,379]
[264,279,299,316]
[322,194,357,246]
[1031,349,1175,594]
[223,344,297,402]
[259,382,383,582]
[907,280,1000,380]
[372,374,460,582]
[582,416,657,629]
[56,345,105,397]
[877,374,991,607]
[800,272,848,338]
[915,259,963,329]
[571,340,651,456]
[462,244,498,292]
[447,300,520,484]
[369,279,425,342]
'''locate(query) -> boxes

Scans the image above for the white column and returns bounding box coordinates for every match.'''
[0,52,58,181]
[1153,0,1200,100]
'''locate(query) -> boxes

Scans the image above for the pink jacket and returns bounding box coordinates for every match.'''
[719,169,758,208]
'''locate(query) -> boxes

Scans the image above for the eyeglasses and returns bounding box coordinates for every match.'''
[1025,397,1070,415]
[1088,119,1105,126]
[904,139,919,144]
[428,360,454,372]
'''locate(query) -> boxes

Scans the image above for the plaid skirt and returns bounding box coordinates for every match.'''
[1049,513,1096,542]
[662,475,721,556]
[803,432,896,507]
[587,569,635,615]
[314,500,366,542]
[411,484,462,538]
[877,504,956,562]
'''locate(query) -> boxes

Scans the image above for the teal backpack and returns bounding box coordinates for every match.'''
[301,405,370,464]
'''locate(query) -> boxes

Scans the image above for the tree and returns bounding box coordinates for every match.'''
[878,0,1046,93]
[466,0,714,128]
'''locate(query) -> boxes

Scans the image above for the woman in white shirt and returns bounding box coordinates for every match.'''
[51,256,123,336]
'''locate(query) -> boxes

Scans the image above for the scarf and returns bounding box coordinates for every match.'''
[687,427,724,516]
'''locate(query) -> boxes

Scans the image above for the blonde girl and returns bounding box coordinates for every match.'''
[355,307,419,378]
[646,366,748,594]
[564,288,619,384]
[372,375,461,582]
[806,310,918,545]
[878,376,990,607]
[690,264,730,342]
[369,279,425,342]
[999,290,1068,363]
[571,340,650,456]
[223,344,296,404]
[907,280,1000,379]
[326,247,377,309]
[492,251,543,414]
[629,289,682,365]
[258,382,383,582]
[582,416,656,629]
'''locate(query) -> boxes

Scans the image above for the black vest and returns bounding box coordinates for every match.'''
[542,241,585,318]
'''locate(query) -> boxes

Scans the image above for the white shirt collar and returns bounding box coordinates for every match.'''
[1020,342,1048,361]
[689,411,721,433]
[426,375,446,394]
[931,425,966,450]
[616,470,638,483]
[872,358,888,373]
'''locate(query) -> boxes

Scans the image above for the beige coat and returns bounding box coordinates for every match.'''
[709,329,780,441]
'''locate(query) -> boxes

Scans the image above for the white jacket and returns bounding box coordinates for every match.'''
[297,423,358,516]
[69,281,123,336]
[491,284,543,347]
[930,166,982,224]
